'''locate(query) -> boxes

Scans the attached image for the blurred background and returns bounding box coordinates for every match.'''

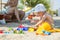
[0,0,60,16]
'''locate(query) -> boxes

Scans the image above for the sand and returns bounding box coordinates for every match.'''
[0,32,60,40]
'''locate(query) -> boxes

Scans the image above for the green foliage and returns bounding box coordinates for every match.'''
[20,0,50,10]
[18,4,24,10]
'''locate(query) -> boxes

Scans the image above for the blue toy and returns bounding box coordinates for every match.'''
[23,27,28,31]
[4,32,10,34]
[17,28,20,31]
[42,30,51,35]
[17,28,23,31]
[44,31,51,35]
[17,26,28,31]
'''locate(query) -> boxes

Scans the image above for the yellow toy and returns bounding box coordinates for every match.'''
[28,27,34,32]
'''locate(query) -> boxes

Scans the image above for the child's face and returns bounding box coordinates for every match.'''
[37,12,44,17]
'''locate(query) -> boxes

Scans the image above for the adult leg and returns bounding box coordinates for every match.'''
[7,7,21,22]
[14,7,20,22]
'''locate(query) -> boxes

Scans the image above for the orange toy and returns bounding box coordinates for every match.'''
[28,15,33,19]
[28,15,35,19]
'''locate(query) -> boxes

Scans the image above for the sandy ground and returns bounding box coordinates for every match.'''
[0,22,60,40]
[0,32,60,40]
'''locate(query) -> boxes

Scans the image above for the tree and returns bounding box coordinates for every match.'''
[20,0,50,10]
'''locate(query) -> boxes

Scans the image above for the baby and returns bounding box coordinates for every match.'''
[33,4,54,34]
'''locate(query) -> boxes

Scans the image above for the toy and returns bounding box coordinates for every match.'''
[8,27,13,31]
[14,30,18,34]
[0,30,3,34]
[17,28,23,31]
[4,30,11,34]
[23,27,28,31]
[19,30,24,34]
[18,24,24,28]
[28,27,34,32]
[18,24,28,31]
[4,32,10,34]
[44,31,51,35]
[17,28,20,31]
[13,30,24,34]
[42,30,51,35]
[28,15,33,19]
[17,24,24,31]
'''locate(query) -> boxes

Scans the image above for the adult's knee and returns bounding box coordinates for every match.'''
[19,10,25,20]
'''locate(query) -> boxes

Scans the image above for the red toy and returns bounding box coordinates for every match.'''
[0,30,3,34]
[18,24,24,28]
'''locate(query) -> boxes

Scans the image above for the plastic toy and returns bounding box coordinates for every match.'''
[28,15,33,19]
[17,24,24,31]
[4,30,11,34]
[17,24,28,31]
[23,27,28,31]
[17,28,23,31]
[8,27,13,31]
[0,30,3,34]
[17,28,20,31]
[18,24,24,28]
[13,30,24,34]
[4,32,10,34]
[44,31,51,35]
[28,27,34,32]
[14,30,18,34]
[19,30,24,34]
[42,30,51,35]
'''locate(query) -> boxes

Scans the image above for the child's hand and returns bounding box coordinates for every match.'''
[31,25,38,30]
[31,25,37,27]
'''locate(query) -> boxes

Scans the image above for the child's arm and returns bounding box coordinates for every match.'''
[47,15,54,25]
[34,15,46,27]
